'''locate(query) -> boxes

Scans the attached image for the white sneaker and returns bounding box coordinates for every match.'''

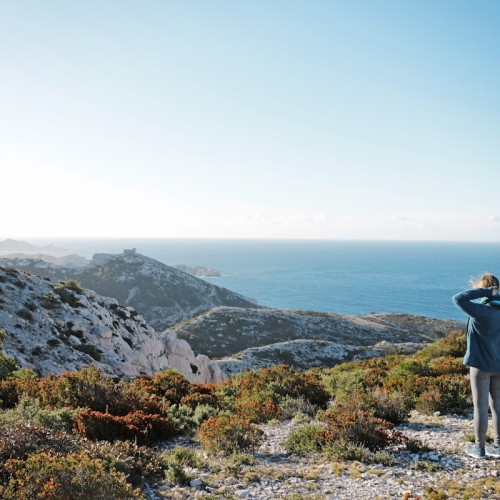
[486,445,500,458]
[464,444,486,459]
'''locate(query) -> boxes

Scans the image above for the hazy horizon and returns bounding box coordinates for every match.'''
[2,1,500,241]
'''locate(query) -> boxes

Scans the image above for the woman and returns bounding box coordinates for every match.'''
[453,273,500,459]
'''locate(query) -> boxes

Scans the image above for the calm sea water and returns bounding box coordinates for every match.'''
[24,239,500,321]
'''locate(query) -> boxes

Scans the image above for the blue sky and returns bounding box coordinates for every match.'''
[2,0,500,240]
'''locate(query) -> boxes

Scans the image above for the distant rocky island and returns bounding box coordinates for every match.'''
[0,238,66,253]
[172,264,221,277]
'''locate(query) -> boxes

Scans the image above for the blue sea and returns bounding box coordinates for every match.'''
[24,239,500,321]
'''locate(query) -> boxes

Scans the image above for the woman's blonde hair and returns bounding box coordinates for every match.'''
[470,273,499,289]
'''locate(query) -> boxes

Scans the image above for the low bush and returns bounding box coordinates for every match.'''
[323,439,396,465]
[0,423,80,465]
[0,451,141,499]
[74,409,176,445]
[84,440,167,487]
[197,415,264,455]
[75,343,102,361]
[216,364,329,423]
[415,375,470,415]
[320,399,401,452]
[130,370,192,405]
[53,281,83,308]
[17,308,34,322]
[0,396,77,432]
[29,366,137,416]
[284,423,324,454]
[166,403,219,434]
[279,395,318,420]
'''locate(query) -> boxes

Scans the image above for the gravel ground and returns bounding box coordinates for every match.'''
[150,411,500,500]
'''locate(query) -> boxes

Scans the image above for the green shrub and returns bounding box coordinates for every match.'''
[163,446,203,469]
[197,415,264,455]
[284,423,324,454]
[53,281,83,308]
[410,460,442,472]
[0,451,141,499]
[279,395,318,420]
[323,439,396,465]
[17,308,34,322]
[84,440,167,487]
[415,375,470,415]
[166,403,219,434]
[75,343,102,361]
[0,356,18,382]
[0,396,77,432]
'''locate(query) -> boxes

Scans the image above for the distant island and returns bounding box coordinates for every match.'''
[172,264,221,277]
[0,238,67,253]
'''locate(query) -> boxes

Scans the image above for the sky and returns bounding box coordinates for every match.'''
[1,0,500,241]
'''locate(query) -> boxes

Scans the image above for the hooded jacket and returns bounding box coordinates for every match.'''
[452,287,500,373]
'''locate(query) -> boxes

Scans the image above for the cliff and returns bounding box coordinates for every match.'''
[0,265,223,383]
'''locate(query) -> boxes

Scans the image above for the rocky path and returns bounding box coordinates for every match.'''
[154,411,500,499]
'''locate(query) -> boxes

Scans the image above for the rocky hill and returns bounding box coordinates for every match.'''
[0,265,223,383]
[167,307,464,375]
[0,250,257,330]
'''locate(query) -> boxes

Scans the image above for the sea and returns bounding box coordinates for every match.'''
[17,239,500,322]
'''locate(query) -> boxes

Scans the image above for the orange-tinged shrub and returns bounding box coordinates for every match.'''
[25,366,134,415]
[74,410,176,445]
[129,370,192,405]
[197,415,264,454]
[216,364,329,422]
[234,397,279,423]
[320,398,402,451]
[415,374,470,415]
[180,383,218,409]
[428,356,467,376]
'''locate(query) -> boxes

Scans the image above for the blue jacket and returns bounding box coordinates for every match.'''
[452,287,500,373]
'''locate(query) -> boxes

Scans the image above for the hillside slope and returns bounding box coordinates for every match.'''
[0,265,223,382]
[167,307,464,373]
[0,250,257,330]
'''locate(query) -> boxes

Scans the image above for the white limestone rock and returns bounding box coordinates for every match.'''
[0,265,222,383]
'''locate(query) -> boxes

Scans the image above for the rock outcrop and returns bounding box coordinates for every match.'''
[0,266,223,383]
[0,251,257,330]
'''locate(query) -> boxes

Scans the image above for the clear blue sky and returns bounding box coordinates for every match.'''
[2,0,500,240]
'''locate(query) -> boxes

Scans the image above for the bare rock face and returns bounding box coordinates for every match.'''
[0,266,223,383]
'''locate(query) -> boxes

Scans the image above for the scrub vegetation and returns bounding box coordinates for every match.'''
[0,329,475,498]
